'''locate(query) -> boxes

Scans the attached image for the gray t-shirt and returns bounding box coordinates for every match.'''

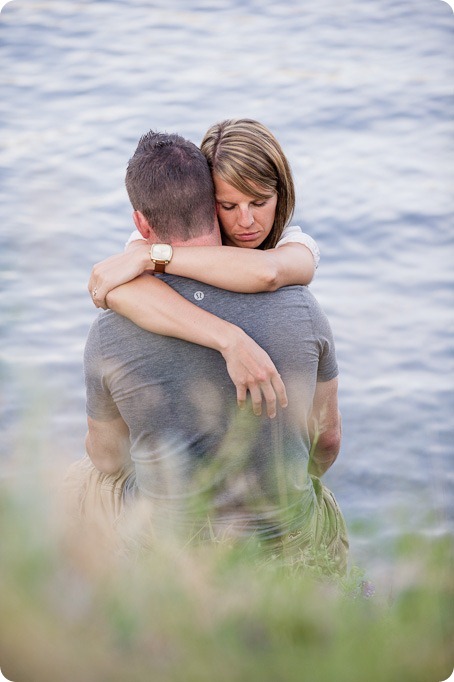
[84,276,338,537]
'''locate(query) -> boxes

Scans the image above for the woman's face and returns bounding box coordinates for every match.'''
[213,174,278,249]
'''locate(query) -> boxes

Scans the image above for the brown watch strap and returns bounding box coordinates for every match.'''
[153,262,166,273]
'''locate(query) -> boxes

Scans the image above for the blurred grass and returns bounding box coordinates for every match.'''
[0,456,453,682]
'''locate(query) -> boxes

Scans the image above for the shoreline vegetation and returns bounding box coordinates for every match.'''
[0,454,453,682]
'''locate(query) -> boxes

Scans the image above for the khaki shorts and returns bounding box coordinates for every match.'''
[62,456,348,574]
[62,455,134,545]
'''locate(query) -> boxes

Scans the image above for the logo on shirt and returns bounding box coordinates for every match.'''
[194,291,204,301]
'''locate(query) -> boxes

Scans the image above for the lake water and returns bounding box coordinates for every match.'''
[0,0,453,579]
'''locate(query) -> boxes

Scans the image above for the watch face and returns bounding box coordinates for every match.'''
[152,244,172,261]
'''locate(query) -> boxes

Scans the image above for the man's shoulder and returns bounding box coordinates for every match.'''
[269,284,319,305]
[160,277,322,319]
[86,309,139,346]
[269,286,333,333]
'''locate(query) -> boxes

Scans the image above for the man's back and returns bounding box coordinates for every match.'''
[84,277,338,537]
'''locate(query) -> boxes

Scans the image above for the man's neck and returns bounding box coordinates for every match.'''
[150,229,222,248]
[174,235,221,248]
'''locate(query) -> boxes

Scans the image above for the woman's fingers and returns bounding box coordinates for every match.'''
[258,381,277,418]
[237,373,287,419]
[88,247,150,309]
[271,373,288,409]
[220,328,289,418]
[248,384,265,417]
[88,265,109,308]
[236,384,247,411]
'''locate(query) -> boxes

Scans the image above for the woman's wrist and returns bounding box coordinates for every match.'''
[127,241,154,273]
[217,324,250,358]
[203,318,243,356]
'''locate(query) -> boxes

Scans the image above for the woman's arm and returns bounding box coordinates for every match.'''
[168,242,315,291]
[89,239,315,308]
[106,273,288,419]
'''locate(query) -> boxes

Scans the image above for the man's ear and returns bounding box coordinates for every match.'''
[132,211,153,240]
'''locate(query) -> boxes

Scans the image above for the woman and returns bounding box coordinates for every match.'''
[88,119,320,417]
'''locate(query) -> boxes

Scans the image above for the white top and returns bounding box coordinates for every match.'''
[125,224,320,268]
[275,225,320,268]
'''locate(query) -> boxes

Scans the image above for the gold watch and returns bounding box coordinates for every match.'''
[150,243,173,273]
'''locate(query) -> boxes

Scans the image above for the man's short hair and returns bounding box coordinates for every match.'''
[125,131,216,241]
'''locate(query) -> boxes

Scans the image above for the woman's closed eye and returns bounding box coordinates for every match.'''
[218,200,268,211]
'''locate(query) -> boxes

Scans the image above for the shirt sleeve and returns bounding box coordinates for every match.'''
[84,319,121,421]
[315,306,339,382]
[276,225,320,269]
[125,230,146,249]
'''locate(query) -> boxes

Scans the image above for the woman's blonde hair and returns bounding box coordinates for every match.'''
[200,119,295,250]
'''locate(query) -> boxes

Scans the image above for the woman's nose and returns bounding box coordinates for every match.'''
[238,206,254,227]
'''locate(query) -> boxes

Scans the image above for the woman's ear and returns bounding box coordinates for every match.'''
[132,210,152,239]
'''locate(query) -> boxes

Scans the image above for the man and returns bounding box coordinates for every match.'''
[79,130,348,573]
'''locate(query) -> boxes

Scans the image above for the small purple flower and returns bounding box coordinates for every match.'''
[361,580,376,599]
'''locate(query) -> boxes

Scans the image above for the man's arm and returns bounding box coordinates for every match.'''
[308,377,342,477]
[85,415,131,475]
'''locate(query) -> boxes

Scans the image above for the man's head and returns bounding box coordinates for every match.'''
[125,131,217,243]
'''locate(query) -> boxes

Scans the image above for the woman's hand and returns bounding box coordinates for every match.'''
[88,242,150,309]
[219,328,288,419]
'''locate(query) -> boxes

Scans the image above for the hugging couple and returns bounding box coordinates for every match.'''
[66,118,348,575]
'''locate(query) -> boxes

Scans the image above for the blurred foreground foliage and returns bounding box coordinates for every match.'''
[0,463,452,682]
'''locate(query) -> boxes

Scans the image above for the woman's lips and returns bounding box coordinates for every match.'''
[234,232,261,242]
